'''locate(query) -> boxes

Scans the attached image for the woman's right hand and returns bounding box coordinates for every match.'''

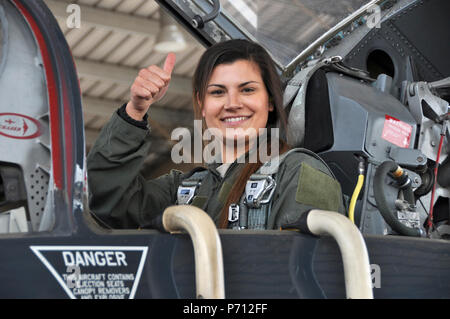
[126,52,176,120]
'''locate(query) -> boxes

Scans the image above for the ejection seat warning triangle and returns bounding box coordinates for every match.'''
[30,246,148,299]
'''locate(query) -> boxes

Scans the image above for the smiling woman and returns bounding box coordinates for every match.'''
[87,39,345,230]
[201,61,273,160]
[193,40,284,166]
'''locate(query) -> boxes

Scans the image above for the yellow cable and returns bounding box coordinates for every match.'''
[349,174,364,223]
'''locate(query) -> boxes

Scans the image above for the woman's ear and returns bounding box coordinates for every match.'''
[196,93,205,117]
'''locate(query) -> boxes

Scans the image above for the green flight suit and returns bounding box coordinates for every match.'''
[87,111,345,230]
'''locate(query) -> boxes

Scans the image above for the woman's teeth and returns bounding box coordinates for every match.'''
[223,117,248,123]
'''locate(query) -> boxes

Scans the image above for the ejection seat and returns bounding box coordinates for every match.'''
[283,57,418,233]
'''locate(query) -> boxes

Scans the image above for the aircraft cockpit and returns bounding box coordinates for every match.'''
[0,0,449,299]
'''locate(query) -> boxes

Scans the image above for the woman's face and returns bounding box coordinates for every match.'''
[201,59,273,143]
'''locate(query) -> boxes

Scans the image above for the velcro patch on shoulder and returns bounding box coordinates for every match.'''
[295,163,342,212]
[191,196,208,209]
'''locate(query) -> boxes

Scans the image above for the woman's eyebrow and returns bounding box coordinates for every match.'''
[207,84,226,88]
[238,81,259,87]
[207,81,259,88]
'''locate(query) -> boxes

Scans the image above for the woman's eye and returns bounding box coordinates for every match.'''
[242,87,255,93]
[209,89,224,95]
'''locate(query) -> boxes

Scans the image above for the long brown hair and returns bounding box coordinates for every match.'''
[192,39,289,228]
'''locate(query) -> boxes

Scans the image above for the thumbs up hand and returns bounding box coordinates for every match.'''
[126,52,176,120]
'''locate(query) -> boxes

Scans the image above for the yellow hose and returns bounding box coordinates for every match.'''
[349,174,364,223]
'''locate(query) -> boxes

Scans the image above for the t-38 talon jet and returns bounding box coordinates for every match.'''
[0,0,449,299]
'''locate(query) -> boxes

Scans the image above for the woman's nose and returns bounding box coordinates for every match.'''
[224,91,242,109]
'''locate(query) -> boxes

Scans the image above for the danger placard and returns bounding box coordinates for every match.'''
[30,246,148,299]
[381,115,412,148]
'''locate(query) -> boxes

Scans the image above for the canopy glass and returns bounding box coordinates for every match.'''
[219,0,373,67]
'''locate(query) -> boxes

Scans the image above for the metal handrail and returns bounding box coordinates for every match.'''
[307,209,373,299]
[162,206,372,298]
[162,205,225,299]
